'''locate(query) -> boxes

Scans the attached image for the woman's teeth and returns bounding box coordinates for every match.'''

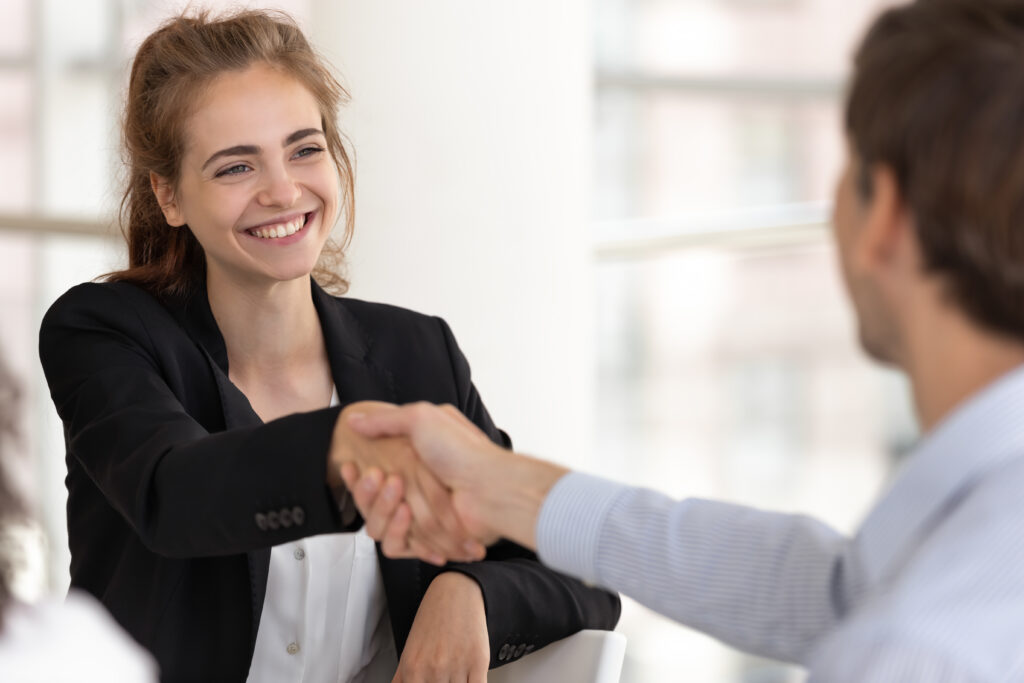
[249,214,306,239]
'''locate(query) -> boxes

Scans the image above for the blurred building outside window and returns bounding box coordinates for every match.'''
[591,1,914,681]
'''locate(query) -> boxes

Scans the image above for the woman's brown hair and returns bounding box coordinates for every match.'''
[107,8,354,298]
[846,0,1024,340]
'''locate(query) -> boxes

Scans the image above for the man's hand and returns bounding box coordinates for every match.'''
[329,401,483,564]
[340,462,492,563]
[393,572,490,683]
[347,403,502,491]
[345,403,570,559]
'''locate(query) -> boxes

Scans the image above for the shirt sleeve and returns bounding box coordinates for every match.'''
[536,471,854,664]
[807,635,986,682]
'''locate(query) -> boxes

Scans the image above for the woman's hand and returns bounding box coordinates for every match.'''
[343,402,565,562]
[394,572,490,683]
[330,401,484,564]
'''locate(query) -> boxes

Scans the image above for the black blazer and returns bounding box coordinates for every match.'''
[39,280,619,682]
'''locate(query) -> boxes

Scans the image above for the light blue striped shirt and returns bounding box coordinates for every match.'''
[537,364,1024,681]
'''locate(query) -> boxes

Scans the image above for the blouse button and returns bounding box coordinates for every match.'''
[293,547,306,561]
[286,642,300,655]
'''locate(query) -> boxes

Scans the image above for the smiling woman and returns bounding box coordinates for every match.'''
[150,65,338,289]
[37,8,619,683]
[109,10,353,299]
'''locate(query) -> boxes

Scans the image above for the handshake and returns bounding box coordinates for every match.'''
[326,402,569,566]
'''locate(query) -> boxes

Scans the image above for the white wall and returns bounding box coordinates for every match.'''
[310,1,595,465]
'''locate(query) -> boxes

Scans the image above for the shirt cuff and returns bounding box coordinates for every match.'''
[535,471,629,585]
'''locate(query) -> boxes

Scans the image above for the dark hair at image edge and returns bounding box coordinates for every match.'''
[846,0,1024,341]
[0,354,26,632]
[106,8,355,299]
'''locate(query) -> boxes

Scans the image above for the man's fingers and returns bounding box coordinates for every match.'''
[364,474,404,539]
[347,467,383,515]
[408,532,446,567]
[439,403,491,443]
[348,404,419,439]
[416,467,463,538]
[410,466,482,562]
[439,403,475,430]
[379,503,413,558]
[380,504,479,567]
[340,462,361,490]
[399,481,450,565]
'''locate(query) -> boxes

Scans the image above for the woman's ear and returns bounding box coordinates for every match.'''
[149,172,185,227]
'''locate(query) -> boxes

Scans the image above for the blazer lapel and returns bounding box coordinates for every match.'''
[311,281,399,407]
[165,281,400,654]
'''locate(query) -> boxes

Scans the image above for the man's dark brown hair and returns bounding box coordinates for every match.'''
[846,0,1024,340]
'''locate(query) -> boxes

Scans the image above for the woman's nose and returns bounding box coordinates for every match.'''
[257,166,301,208]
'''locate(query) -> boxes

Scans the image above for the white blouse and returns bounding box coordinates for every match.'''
[247,388,397,683]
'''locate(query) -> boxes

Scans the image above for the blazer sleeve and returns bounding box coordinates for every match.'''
[38,283,357,559]
[426,317,621,668]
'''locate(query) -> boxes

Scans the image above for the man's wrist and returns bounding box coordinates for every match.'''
[479,451,569,551]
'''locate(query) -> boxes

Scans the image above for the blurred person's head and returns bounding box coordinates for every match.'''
[0,353,26,632]
[108,9,354,299]
[837,0,1024,363]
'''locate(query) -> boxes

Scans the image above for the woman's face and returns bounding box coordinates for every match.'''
[154,63,340,289]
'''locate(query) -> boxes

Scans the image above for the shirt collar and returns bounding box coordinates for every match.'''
[855,362,1024,589]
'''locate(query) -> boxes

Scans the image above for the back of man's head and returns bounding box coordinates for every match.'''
[846,0,1024,342]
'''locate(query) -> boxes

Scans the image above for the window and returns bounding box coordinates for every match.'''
[591,1,914,680]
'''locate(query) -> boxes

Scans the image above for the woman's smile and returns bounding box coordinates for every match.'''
[242,210,316,245]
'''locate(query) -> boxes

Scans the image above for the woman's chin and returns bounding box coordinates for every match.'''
[241,258,320,287]
[268,265,318,284]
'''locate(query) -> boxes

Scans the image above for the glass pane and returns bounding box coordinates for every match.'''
[594,89,842,220]
[45,0,112,64]
[0,0,30,58]
[39,71,114,217]
[593,240,916,682]
[123,0,313,53]
[0,70,33,213]
[595,0,894,79]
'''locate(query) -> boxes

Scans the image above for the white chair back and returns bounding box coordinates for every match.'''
[488,629,626,683]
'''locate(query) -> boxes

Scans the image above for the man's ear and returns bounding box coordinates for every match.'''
[149,172,185,227]
[854,164,909,273]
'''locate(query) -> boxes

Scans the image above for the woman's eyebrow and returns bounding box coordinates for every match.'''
[284,127,324,145]
[201,129,325,171]
[202,144,258,171]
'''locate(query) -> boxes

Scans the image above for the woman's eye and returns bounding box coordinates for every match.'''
[215,164,250,177]
[294,146,324,159]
